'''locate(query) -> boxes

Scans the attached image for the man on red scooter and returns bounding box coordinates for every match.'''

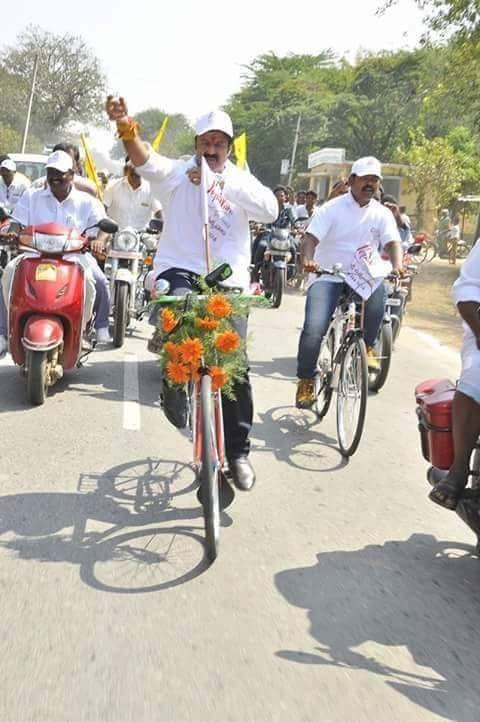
[0,150,111,358]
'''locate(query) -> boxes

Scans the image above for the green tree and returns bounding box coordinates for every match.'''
[380,0,480,39]
[324,50,430,159]
[1,25,106,145]
[0,123,21,154]
[225,52,340,186]
[399,130,464,224]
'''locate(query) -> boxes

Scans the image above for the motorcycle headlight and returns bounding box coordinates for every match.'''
[140,233,158,252]
[115,229,139,252]
[270,238,290,251]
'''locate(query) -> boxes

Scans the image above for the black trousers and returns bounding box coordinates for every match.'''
[157,267,253,459]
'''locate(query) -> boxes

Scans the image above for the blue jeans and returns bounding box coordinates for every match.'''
[296,280,387,379]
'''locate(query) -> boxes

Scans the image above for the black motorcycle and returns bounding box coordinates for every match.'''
[252,227,295,308]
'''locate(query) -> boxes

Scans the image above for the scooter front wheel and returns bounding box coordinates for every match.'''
[26,350,48,406]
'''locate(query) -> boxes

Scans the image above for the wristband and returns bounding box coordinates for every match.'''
[117,117,140,141]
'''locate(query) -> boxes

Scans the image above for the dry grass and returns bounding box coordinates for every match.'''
[405,258,464,349]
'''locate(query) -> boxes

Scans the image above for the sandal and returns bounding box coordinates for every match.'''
[429,476,466,510]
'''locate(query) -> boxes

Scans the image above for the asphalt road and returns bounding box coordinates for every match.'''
[1,292,479,722]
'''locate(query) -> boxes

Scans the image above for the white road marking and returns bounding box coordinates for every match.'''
[123,352,141,431]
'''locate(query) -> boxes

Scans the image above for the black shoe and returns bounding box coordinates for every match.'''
[161,381,188,429]
[228,456,256,491]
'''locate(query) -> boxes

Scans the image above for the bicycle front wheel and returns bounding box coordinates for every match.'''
[336,336,368,456]
[199,374,220,562]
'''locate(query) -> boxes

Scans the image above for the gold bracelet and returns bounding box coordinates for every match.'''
[117,117,140,141]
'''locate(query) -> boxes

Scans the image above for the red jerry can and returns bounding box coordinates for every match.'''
[415,379,456,470]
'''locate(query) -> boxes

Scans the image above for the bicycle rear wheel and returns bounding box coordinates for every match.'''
[337,336,368,456]
[199,374,220,562]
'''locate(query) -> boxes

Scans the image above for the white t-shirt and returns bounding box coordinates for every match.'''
[307,191,401,282]
[103,177,162,230]
[295,204,319,220]
[0,173,31,210]
[137,153,278,289]
[13,185,105,232]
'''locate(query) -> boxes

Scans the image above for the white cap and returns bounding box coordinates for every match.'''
[195,110,234,139]
[46,150,73,173]
[351,156,382,179]
[0,159,16,172]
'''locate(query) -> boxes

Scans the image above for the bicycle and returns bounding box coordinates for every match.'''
[311,265,369,457]
[154,266,249,562]
[410,233,437,265]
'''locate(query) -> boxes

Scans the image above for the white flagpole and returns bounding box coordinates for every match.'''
[200,156,212,273]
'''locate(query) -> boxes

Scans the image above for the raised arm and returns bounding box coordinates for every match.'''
[105,96,149,168]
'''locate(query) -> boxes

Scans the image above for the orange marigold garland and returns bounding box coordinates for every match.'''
[195,317,219,331]
[163,341,181,361]
[179,337,203,364]
[166,361,190,385]
[152,277,261,398]
[206,294,232,319]
[215,330,241,354]
[161,308,179,333]
[210,366,229,391]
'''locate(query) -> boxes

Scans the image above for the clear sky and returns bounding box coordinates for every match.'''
[4,0,426,121]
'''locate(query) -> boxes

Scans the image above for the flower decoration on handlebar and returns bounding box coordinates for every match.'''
[152,278,256,399]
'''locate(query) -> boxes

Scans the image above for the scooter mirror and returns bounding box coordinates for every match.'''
[98,218,118,234]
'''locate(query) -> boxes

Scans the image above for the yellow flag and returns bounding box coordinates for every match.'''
[151,116,169,152]
[233,132,247,169]
[80,132,103,201]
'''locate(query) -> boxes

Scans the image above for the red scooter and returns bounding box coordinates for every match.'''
[6,218,117,405]
[416,379,480,551]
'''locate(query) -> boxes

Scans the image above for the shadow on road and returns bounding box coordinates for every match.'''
[0,356,163,414]
[0,458,230,593]
[250,355,297,383]
[252,404,346,473]
[275,533,480,721]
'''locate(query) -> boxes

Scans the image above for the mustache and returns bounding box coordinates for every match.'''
[204,153,219,162]
[362,186,375,192]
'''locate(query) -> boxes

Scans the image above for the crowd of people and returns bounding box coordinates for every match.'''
[0,98,478,514]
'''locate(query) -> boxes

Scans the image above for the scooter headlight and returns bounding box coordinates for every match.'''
[33,233,68,253]
[115,229,139,252]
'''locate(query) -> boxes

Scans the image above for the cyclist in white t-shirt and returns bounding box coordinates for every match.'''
[296,156,402,409]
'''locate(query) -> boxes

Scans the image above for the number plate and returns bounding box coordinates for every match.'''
[35,263,57,282]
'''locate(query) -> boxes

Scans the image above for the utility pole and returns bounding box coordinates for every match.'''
[21,54,39,153]
[287,114,301,187]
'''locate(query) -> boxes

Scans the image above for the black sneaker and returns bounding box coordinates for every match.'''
[161,380,188,429]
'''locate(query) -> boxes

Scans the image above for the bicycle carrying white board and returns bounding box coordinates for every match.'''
[344,244,392,300]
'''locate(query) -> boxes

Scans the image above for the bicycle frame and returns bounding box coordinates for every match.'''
[321,293,366,388]
[191,373,225,471]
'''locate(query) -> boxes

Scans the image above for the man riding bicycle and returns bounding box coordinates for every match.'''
[295,156,402,409]
[106,96,278,491]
